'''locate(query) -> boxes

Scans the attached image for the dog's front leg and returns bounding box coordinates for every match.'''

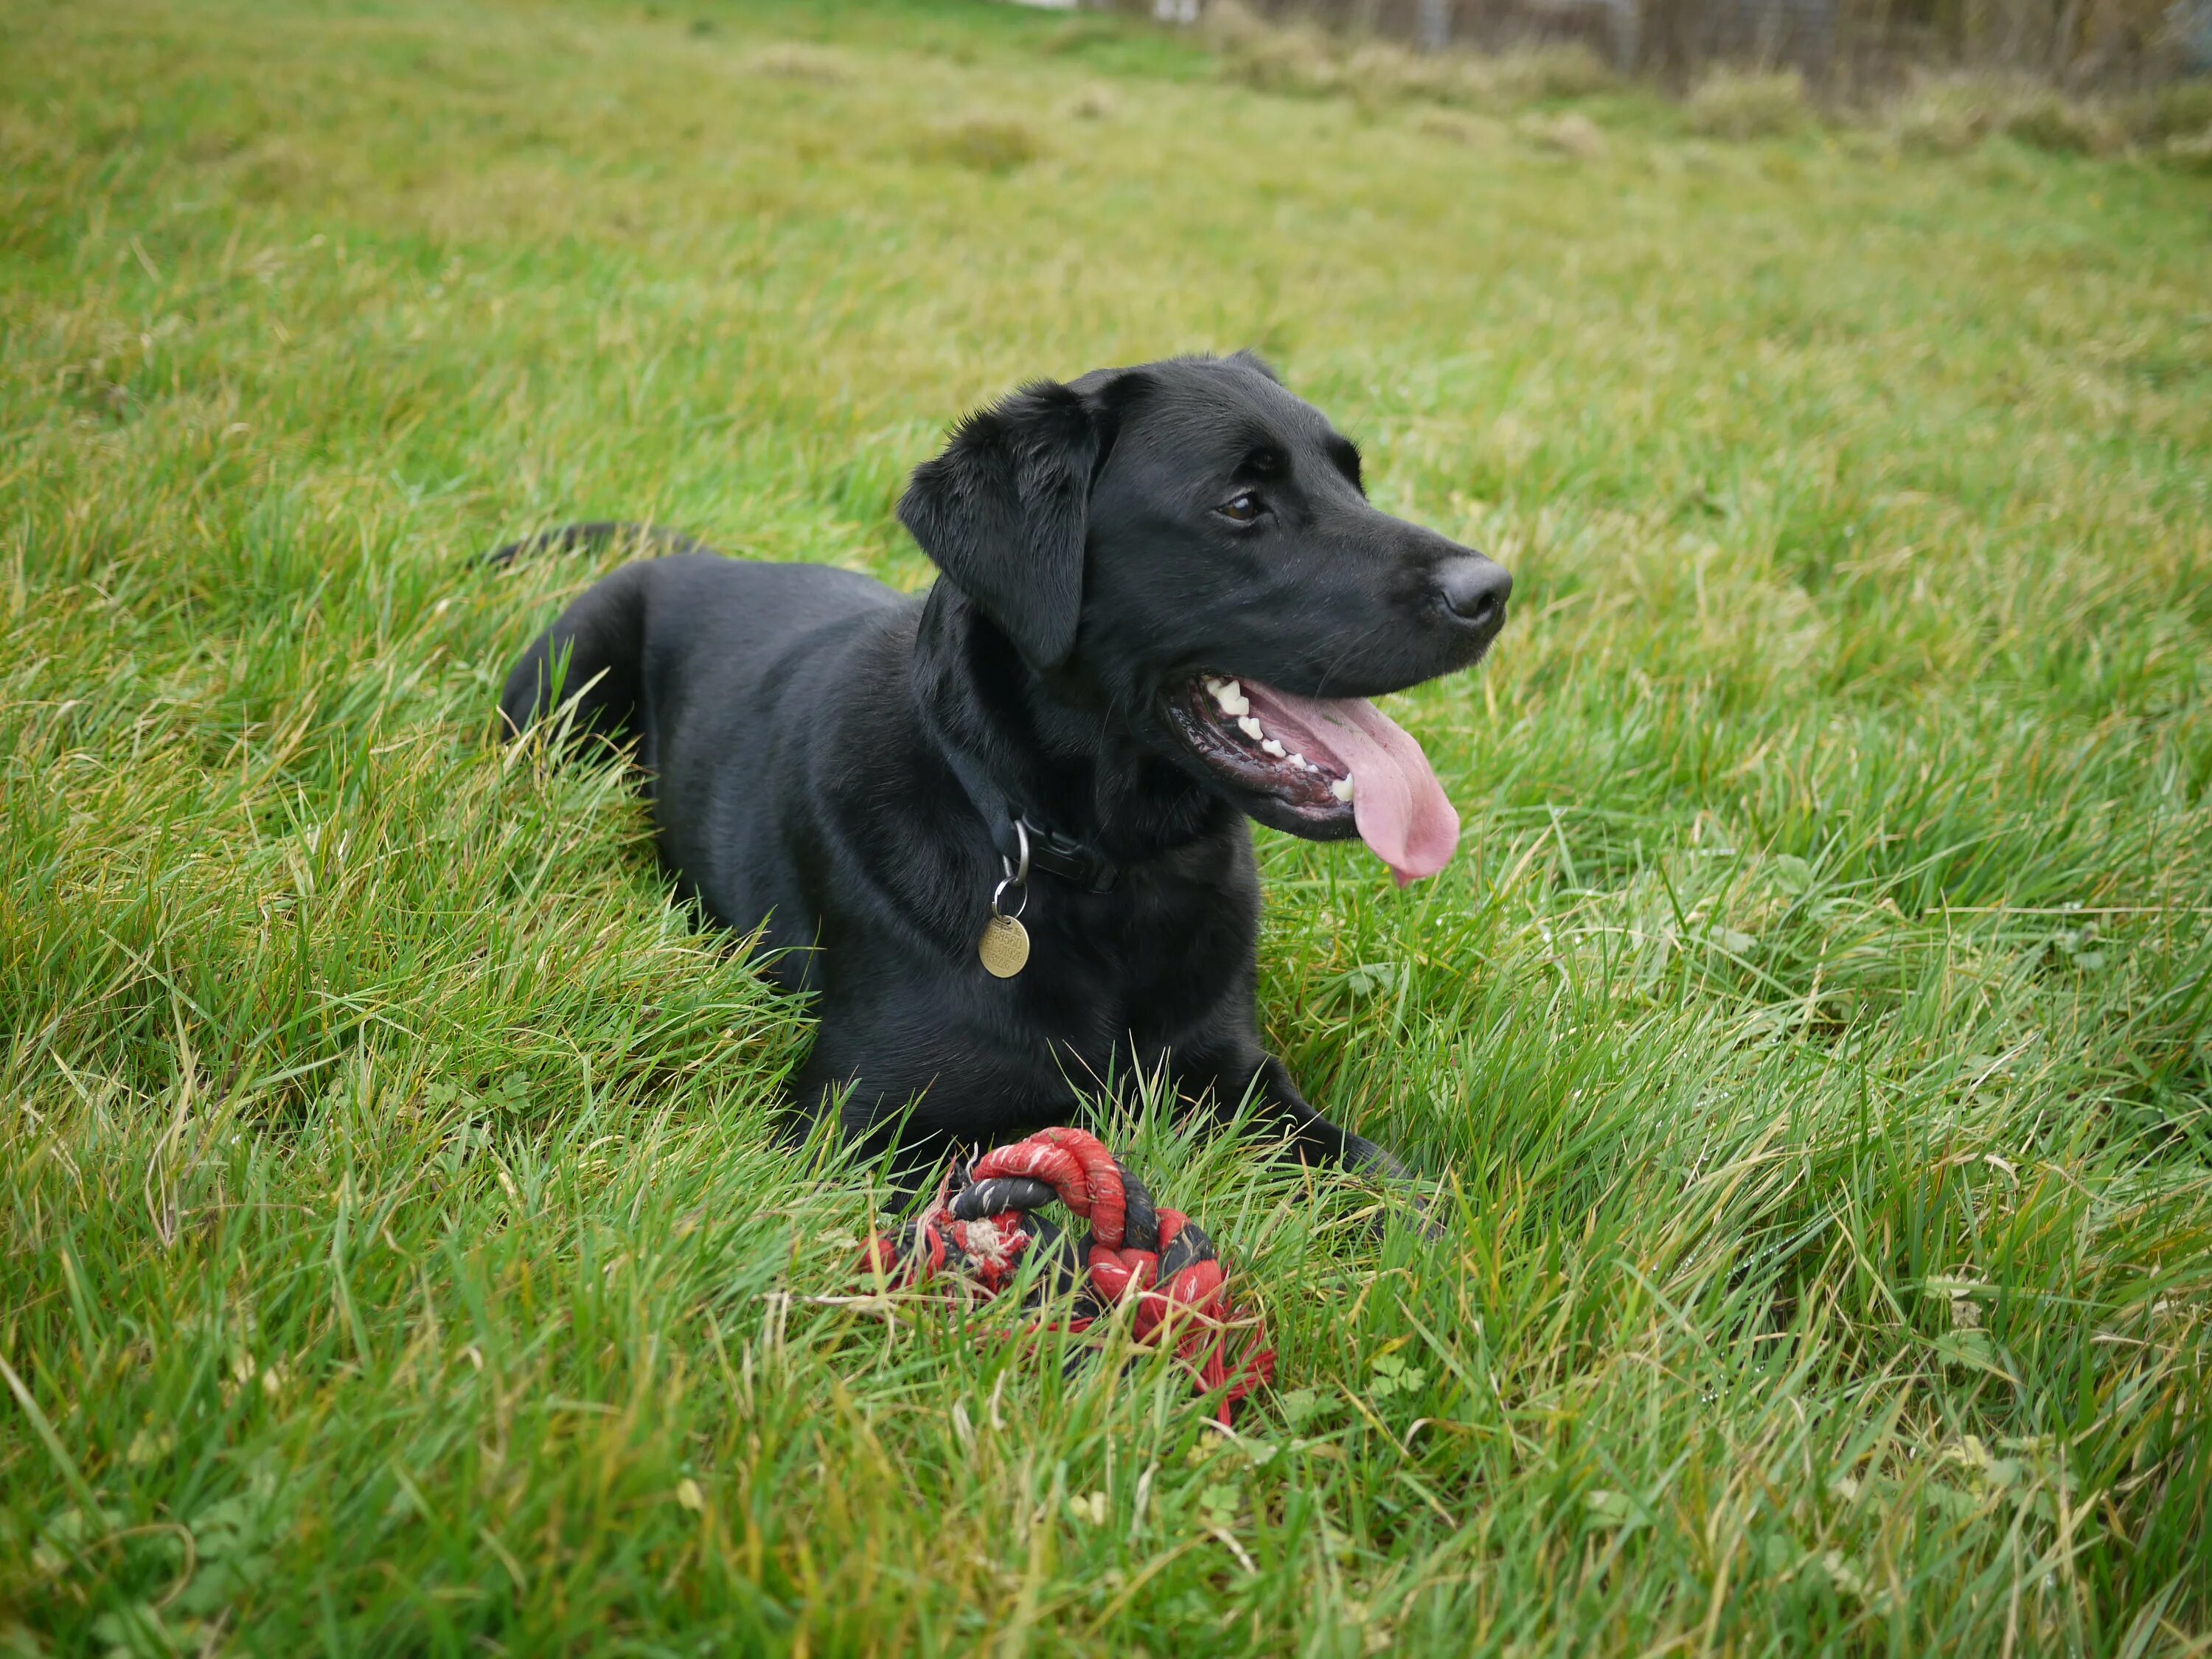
[1180,1050,1413,1180]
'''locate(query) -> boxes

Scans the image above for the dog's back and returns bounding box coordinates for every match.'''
[498,547,896,751]
[498,541,911,970]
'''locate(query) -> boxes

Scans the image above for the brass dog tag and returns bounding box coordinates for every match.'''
[978,914,1031,978]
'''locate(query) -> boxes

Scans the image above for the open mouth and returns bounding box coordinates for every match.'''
[1163,674,1461,886]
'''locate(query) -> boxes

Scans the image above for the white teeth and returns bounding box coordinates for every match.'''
[1210,678,1251,717]
[1237,715,1264,741]
[1204,676,1226,695]
[1331,778,1356,802]
[1260,738,1285,757]
[1286,752,1307,770]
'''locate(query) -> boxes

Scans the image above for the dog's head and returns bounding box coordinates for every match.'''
[898,353,1510,882]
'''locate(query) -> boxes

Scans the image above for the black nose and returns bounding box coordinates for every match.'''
[1437,555,1512,635]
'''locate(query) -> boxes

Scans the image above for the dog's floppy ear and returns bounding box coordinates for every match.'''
[898,379,1101,669]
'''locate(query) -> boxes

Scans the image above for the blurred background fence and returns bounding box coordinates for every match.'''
[1091,0,2211,89]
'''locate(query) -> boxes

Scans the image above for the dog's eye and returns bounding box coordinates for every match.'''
[1217,493,1262,524]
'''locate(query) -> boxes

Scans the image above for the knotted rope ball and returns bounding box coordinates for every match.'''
[855,1126,1275,1424]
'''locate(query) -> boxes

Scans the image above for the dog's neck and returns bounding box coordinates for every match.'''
[911,584,1227,869]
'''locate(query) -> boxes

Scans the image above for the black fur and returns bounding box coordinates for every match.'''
[497,354,1509,1176]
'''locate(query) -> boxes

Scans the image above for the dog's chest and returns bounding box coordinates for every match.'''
[1003,871,1256,1050]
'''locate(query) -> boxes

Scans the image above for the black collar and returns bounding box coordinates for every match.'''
[939,742,1119,895]
[1020,818,1121,894]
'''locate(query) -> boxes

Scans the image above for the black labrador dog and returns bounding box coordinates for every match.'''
[497,352,1509,1178]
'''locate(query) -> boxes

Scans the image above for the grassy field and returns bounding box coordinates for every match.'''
[4,0,2210,1651]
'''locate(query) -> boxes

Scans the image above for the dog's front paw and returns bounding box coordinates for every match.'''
[1343,1132,1413,1182]
[1341,1135,1447,1241]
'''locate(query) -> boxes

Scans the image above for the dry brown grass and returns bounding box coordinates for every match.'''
[1206,0,1617,110]
[742,42,856,84]
[1200,0,2210,169]
[2163,125,2212,170]
[911,114,1046,173]
[1686,66,1812,138]
[1888,72,2137,155]
[1517,108,1609,156]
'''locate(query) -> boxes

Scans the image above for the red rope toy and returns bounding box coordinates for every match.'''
[855,1126,1275,1425]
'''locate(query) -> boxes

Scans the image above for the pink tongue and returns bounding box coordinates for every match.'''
[1244,685,1461,885]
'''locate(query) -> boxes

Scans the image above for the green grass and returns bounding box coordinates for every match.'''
[4,0,2210,1651]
